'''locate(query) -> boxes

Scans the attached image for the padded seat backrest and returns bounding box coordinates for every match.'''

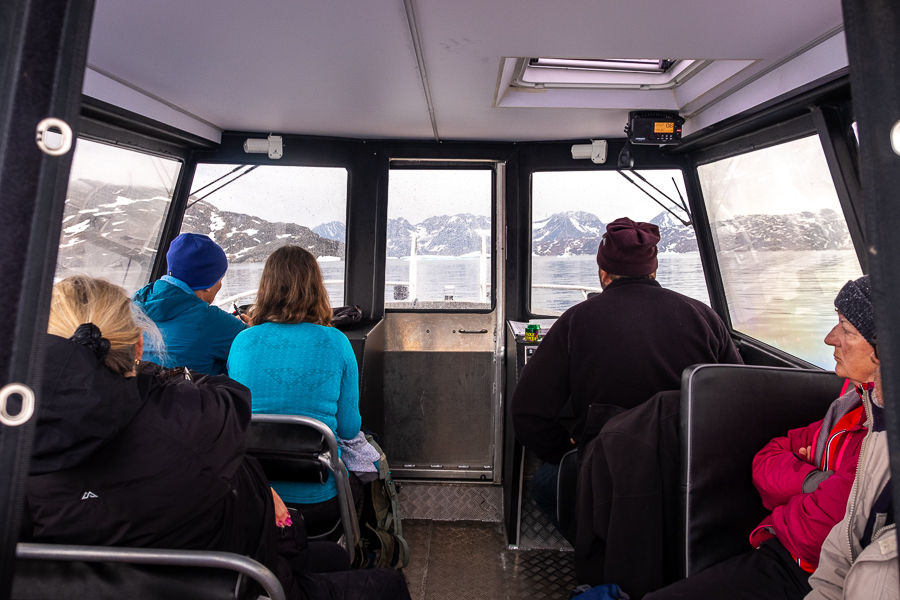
[247,421,329,483]
[679,364,844,578]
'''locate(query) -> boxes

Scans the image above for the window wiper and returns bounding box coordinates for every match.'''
[616,169,692,226]
[186,165,259,209]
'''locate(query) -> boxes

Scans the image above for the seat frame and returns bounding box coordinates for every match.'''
[250,414,361,564]
[16,542,286,600]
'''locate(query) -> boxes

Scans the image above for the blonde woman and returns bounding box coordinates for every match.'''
[25,275,410,600]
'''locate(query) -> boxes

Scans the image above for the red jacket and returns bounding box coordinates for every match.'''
[750,387,869,570]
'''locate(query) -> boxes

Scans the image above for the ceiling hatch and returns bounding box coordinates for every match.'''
[495,57,758,115]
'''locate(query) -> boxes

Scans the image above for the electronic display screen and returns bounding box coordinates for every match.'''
[654,122,675,134]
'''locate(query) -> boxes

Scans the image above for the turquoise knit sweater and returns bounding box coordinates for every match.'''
[227,322,360,504]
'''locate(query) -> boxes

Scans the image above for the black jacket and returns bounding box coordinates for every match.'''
[575,391,681,599]
[23,334,278,572]
[512,278,741,463]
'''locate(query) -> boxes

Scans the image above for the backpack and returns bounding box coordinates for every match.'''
[352,435,409,569]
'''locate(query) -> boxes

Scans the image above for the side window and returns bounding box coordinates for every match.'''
[697,135,862,368]
[56,138,181,293]
[531,170,708,315]
[182,164,348,308]
[385,169,493,310]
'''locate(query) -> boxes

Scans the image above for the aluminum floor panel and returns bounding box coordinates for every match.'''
[402,520,576,600]
[398,483,502,522]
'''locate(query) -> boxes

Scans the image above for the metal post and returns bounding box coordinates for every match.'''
[480,232,488,301]
[409,232,418,303]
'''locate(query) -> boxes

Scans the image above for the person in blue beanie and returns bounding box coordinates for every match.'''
[133,233,246,374]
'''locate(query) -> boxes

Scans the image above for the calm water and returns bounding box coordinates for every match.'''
[218,250,862,369]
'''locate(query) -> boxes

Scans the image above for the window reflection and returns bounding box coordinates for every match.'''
[697,135,862,368]
[56,139,181,293]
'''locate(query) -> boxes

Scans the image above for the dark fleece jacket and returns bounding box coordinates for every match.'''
[512,278,741,464]
[24,334,279,571]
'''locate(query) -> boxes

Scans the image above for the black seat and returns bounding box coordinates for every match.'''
[678,364,844,578]
[247,414,360,561]
[12,543,285,600]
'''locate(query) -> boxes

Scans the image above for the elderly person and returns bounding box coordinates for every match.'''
[133,232,246,374]
[807,332,898,598]
[512,217,742,530]
[645,275,877,600]
[24,275,410,600]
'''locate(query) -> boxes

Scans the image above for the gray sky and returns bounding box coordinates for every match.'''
[697,135,842,222]
[68,138,180,193]
[69,134,843,230]
[388,170,493,223]
[532,169,687,222]
[190,163,348,228]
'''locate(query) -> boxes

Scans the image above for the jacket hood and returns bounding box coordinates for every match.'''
[132,279,202,323]
[31,334,150,475]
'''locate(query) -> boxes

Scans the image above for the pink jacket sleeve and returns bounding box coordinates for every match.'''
[752,420,822,510]
[767,443,861,566]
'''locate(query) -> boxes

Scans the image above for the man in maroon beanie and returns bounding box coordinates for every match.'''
[512,217,741,531]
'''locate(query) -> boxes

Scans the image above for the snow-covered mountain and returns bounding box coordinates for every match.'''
[651,211,698,253]
[181,200,344,262]
[530,208,852,256]
[711,208,852,251]
[386,214,491,257]
[532,211,605,256]
[57,179,172,273]
[313,221,346,241]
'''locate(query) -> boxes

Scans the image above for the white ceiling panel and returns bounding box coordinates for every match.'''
[87,0,434,138]
[85,0,846,141]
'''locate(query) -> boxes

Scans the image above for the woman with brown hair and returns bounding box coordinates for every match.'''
[227,245,363,524]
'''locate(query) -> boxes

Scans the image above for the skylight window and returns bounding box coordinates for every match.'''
[513,57,709,89]
[529,58,677,74]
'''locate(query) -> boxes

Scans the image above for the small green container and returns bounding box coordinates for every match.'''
[524,323,541,342]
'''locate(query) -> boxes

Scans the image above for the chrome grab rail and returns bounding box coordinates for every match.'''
[16,543,286,600]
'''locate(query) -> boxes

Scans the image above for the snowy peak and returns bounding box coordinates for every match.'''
[533,211,605,256]
[387,214,491,257]
[313,221,346,241]
[181,200,344,262]
[711,208,852,251]
[650,211,698,253]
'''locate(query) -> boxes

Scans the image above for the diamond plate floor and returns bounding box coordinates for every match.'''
[398,483,502,522]
[402,520,577,600]
[518,480,573,551]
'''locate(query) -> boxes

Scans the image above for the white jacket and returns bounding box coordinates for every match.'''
[806,422,898,600]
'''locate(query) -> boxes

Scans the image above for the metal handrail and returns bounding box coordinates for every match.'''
[16,543,286,600]
[250,414,360,562]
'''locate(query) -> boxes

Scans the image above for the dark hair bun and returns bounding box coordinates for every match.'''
[69,323,111,362]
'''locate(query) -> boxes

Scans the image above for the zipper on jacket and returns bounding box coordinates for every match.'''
[846,388,874,562]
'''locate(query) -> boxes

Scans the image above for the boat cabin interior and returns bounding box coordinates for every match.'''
[2,0,900,598]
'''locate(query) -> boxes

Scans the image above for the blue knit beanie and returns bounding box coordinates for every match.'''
[834,274,875,345]
[166,233,228,290]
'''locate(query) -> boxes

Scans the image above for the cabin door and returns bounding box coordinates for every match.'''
[381,163,505,482]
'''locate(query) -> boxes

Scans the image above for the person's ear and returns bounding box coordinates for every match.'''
[135,336,144,362]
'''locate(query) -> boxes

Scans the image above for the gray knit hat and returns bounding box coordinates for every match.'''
[834,275,875,345]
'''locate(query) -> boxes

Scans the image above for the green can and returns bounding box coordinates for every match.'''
[524,323,541,342]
